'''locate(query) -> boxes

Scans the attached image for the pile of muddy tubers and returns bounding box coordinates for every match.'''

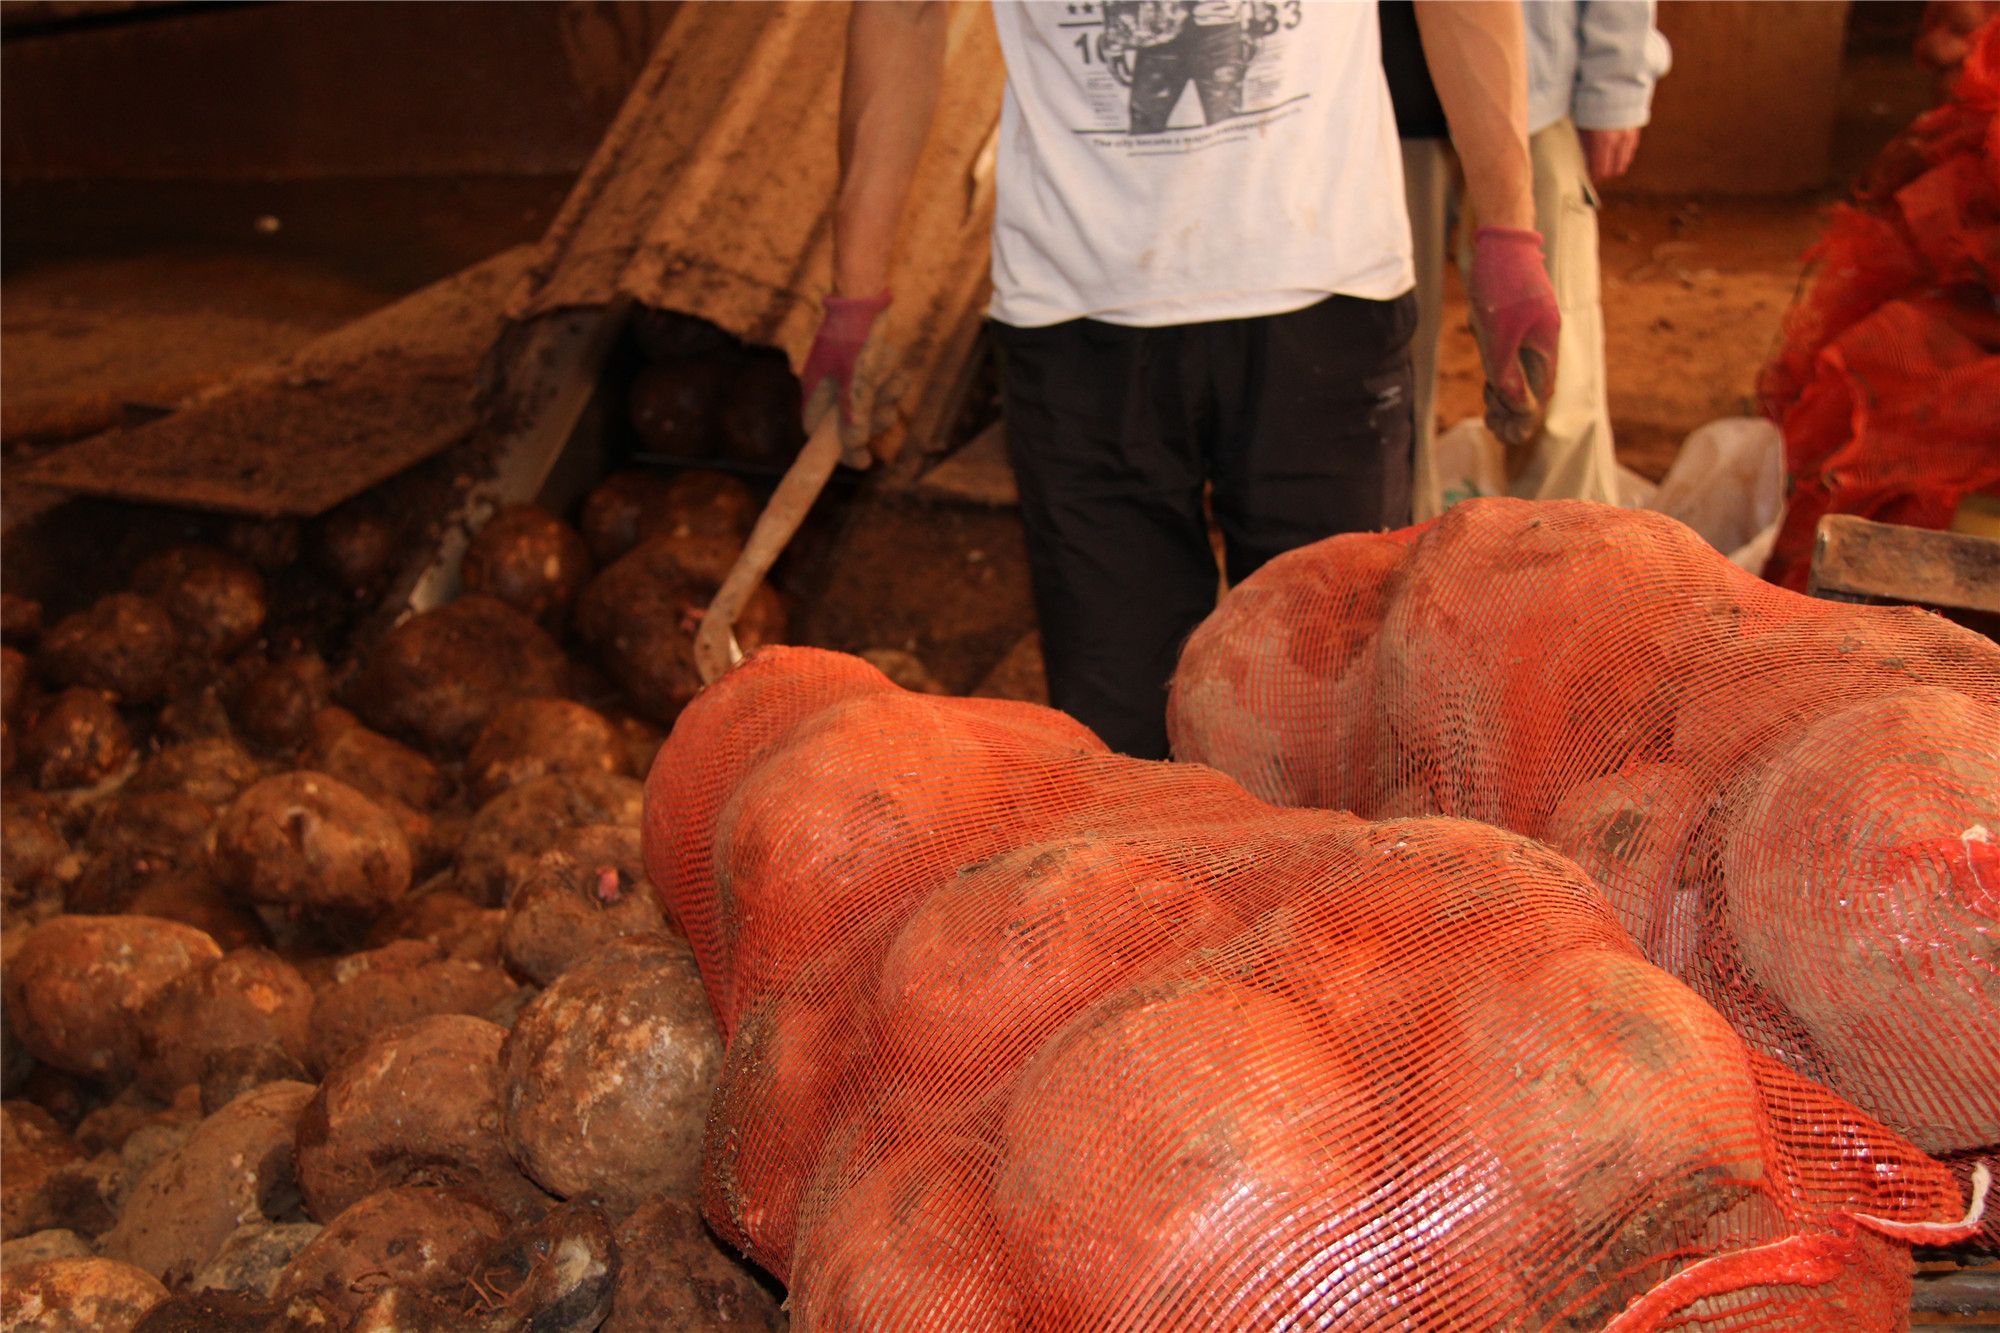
[1,464,790,1333]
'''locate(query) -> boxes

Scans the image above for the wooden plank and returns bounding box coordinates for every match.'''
[17,246,533,518]
[1809,514,2000,616]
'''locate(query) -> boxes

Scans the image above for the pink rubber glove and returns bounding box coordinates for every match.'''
[800,292,892,429]
[1466,226,1560,453]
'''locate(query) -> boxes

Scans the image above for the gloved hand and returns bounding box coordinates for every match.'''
[1466,226,1560,460]
[800,292,892,448]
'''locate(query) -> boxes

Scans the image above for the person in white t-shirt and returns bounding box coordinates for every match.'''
[802,0,1557,759]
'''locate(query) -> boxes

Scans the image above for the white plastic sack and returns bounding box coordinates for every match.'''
[1647,418,1786,554]
[1433,417,1507,510]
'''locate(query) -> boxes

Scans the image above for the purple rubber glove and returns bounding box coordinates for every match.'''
[800,292,892,431]
[1466,226,1560,454]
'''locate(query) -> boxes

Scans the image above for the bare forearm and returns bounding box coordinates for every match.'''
[835,0,948,297]
[1413,0,1534,231]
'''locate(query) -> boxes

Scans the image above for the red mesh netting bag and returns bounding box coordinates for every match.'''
[646,644,1982,1330]
[1170,499,2000,1181]
[1756,17,2000,590]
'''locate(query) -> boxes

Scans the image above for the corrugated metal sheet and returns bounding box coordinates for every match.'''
[506,0,1005,463]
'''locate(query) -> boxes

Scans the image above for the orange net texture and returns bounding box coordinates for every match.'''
[1170,500,2000,1189]
[1755,18,2000,590]
[645,644,1972,1330]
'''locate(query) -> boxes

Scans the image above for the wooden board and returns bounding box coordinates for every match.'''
[1809,514,2000,616]
[17,245,533,518]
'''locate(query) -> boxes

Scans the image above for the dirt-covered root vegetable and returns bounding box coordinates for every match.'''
[128,1288,345,1332]
[233,656,331,755]
[98,1081,315,1284]
[129,738,264,807]
[2,1103,84,1241]
[221,517,304,576]
[578,471,677,566]
[81,791,215,867]
[37,593,177,707]
[296,1014,549,1224]
[0,803,70,897]
[353,594,571,756]
[991,978,1379,1331]
[339,1200,617,1333]
[1,648,29,725]
[500,934,721,1217]
[469,1200,618,1333]
[454,772,644,907]
[718,354,805,468]
[605,712,665,780]
[0,1228,94,1269]
[1542,763,1708,970]
[210,772,412,920]
[0,1256,169,1332]
[197,1047,311,1120]
[297,713,447,812]
[131,949,314,1102]
[126,872,269,954]
[460,505,593,631]
[578,468,761,566]
[790,1146,1018,1333]
[132,546,268,661]
[360,889,502,958]
[603,1195,783,1333]
[304,940,520,1076]
[465,699,629,807]
[629,356,732,457]
[273,1185,510,1318]
[187,1220,324,1300]
[308,503,401,600]
[1722,686,2000,1154]
[575,535,784,728]
[0,595,43,647]
[65,792,215,915]
[500,827,666,986]
[6,916,223,1085]
[19,689,132,791]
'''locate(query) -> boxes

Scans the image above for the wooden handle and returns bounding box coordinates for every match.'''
[694,412,846,685]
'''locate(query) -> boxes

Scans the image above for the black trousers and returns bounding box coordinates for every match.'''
[995,291,1417,760]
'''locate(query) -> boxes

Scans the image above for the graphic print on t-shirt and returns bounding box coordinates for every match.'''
[1057,0,1306,146]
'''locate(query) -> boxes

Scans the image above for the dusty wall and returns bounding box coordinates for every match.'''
[1,1,677,180]
[1615,0,1854,197]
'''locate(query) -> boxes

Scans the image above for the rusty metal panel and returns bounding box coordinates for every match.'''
[507,0,1004,462]
[18,245,534,516]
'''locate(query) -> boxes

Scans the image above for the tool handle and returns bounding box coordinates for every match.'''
[694,411,845,685]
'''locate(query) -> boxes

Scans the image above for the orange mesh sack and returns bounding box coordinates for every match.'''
[645,644,1981,1330]
[1170,498,2000,1185]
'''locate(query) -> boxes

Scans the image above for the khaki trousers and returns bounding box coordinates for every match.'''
[1407,118,1621,520]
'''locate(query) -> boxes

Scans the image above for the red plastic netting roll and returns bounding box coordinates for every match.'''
[1169,498,2000,1183]
[646,645,1979,1330]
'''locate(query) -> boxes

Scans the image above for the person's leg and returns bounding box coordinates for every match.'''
[1207,292,1419,586]
[995,318,1220,759]
[1128,41,1189,134]
[1189,20,1248,124]
[1511,118,1620,505]
[1401,136,1452,521]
